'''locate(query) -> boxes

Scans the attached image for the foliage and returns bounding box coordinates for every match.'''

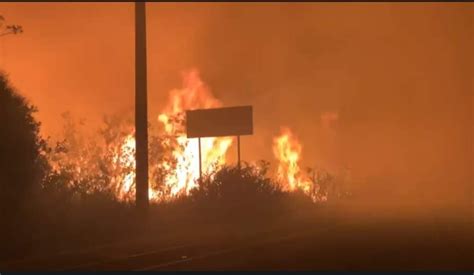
[0,15,23,36]
[0,73,50,258]
[306,166,353,201]
[41,112,181,201]
[0,73,48,213]
[43,112,124,199]
[178,161,314,223]
[0,73,340,260]
[191,161,279,202]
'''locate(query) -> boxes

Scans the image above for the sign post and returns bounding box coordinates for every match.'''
[186,105,253,181]
[237,135,241,170]
[198,137,202,182]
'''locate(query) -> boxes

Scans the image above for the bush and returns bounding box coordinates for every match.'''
[0,73,50,258]
[0,73,48,211]
[170,161,315,224]
[0,74,326,260]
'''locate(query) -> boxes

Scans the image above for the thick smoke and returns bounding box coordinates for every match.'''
[1,3,471,216]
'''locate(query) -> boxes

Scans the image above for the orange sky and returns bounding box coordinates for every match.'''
[0,3,472,204]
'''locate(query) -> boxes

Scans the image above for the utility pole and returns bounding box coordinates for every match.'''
[135,2,149,213]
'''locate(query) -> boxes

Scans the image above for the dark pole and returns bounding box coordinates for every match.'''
[198,137,202,184]
[237,135,241,170]
[135,1,149,212]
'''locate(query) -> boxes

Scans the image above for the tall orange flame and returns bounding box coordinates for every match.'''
[273,127,314,194]
[49,70,329,204]
[116,69,233,201]
[157,70,233,198]
[113,71,325,203]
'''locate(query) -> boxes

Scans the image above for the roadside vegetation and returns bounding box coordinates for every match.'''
[0,73,346,261]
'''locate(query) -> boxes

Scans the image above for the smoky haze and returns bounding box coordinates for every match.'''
[0,3,472,215]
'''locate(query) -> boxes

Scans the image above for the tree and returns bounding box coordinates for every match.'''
[0,73,47,217]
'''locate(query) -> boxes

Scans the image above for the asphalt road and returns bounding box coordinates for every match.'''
[161,219,472,271]
[2,203,472,271]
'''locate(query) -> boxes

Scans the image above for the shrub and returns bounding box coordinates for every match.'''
[0,73,48,211]
[0,73,50,258]
[180,161,313,224]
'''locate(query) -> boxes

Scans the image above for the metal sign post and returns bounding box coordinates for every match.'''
[186,105,253,183]
[198,137,202,183]
[237,135,241,170]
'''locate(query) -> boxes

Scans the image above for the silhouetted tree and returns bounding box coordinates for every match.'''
[0,73,47,220]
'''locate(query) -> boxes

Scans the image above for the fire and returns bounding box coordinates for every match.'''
[48,69,329,203]
[157,70,233,198]
[273,127,315,195]
[115,69,233,201]
[114,133,135,200]
[110,70,323,202]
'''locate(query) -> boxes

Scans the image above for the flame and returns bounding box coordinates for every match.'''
[115,69,233,201]
[112,71,322,202]
[114,133,135,200]
[48,69,330,204]
[157,70,233,198]
[273,127,314,194]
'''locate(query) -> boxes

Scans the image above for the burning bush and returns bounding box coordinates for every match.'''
[43,112,134,202]
[40,70,345,205]
[41,70,236,203]
[0,69,351,260]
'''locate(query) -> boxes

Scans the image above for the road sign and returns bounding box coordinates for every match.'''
[186,105,253,138]
[185,105,254,180]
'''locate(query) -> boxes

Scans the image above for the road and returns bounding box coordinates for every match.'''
[1,203,472,271]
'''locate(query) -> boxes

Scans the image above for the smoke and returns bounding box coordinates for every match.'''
[1,3,471,215]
